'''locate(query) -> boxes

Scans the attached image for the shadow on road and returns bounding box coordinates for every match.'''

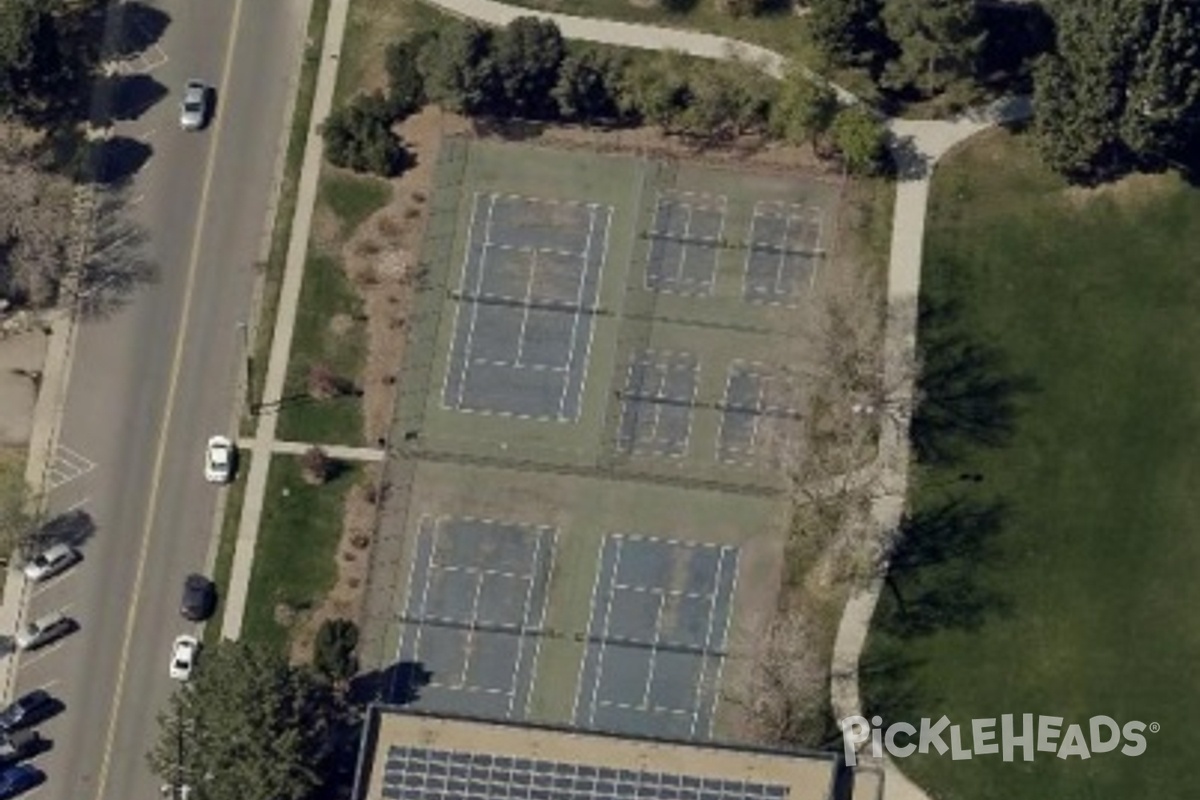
[85,136,153,187]
[28,509,97,554]
[95,73,170,124]
[103,1,171,61]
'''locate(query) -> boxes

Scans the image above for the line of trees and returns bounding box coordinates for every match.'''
[321,17,888,179]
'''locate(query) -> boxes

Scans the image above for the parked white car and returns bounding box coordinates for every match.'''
[204,436,234,484]
[15,612,71,651]
[22,543,79,583]
[170,635,199,680]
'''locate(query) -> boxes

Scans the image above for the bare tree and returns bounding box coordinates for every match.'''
[724,613,835,747]
[0,144,73,308]
[299,447,334,486]
[307,363,351,401]
[69,186,156,319]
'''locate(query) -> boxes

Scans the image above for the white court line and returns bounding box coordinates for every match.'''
[640,591,668,709]
[687,545,729,737]
[611,583,711,601]
[675,357,701,458]
[674,203,695,287]
[586,536,625,727]
[454,561,489,688]
[705,546,741,737]
[570,537,608,724]
[490,242,583,260]
[438,192,483,412]
[453,194,499,409]
[567,205,613,424]
[390,515,430,701]
[554,205,598,420]
[437,564,534,581]
[523,529,559,720]
[597,699,693,716]
[622,532,723,548]
[407,520,442,671]
[505,529,545,718]
[427,680,507,695]
[511,249,539,369]
[470,356,569,373]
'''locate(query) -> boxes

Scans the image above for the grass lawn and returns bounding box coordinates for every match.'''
[205,450,250,648]
[863,130,1200,799]
[320,172,393,241]
[244,0,332,437]
[241,456,359,653]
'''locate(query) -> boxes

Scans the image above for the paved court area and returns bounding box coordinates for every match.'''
[645,192,726,296]
[395,517,557,720]
[716,362,799,467]
[615,351,699,458]
[441,193,613,421]
[573,535,739,739]
[742,201,826,306]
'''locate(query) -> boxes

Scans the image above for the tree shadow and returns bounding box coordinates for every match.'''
[879,495,1012,639]
[103,1,171,61]
[886,133,931,181]
[860,643,931,726]
[977,2,1055,95]
[911,297,1038,466]
[101,73,170,123]
[72,187,159,320]
[29,508,97,552]
[347,660,432,707]
[84,136,153,187]
[660,0,699,13]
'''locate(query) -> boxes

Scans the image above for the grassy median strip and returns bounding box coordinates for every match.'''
[243,0,333,436]
[242,455,359,654]
[204,451,250,648]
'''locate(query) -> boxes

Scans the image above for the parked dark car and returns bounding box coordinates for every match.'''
[0,764,41,798]
[0,730,38,765]
[181,574,216,622]
[0,692,52,732]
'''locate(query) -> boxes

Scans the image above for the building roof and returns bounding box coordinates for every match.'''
[353,707,842,800]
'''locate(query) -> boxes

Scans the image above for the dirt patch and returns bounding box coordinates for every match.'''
[289,469,379,665]
[328,312,354,337]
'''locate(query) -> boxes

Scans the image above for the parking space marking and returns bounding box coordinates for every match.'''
[30,570,80,598]
[18,640,70,669]
[45,445,96,493]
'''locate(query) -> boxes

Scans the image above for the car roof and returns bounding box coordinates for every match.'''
[175,634,198,646]
[38,543,72,560]
[185,573,211,589]
[208,435,232,448]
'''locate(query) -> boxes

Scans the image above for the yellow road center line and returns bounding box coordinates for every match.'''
[91,0,247,796]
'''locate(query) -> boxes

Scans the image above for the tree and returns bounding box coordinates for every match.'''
[307,363,350,401]
[553,45,628,122]
[881,0,985,97]
[829,105,886,174]
[769,72,839,146]
[416,20,495,114]
[1033,0,1200,182]
[489,17,564,119]
[313,619,359,685]
[321,92,410,177]
[617,50,692,130]
[807,0,888,69]
[0,144,73,308]
[148,641,335,800]
[299,447,334,486]
[671,61,773,140]
[0,465,34,564]
[384,35,431,119]
[714,0,766,19]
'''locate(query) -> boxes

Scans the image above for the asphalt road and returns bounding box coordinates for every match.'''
[12,0,310,798]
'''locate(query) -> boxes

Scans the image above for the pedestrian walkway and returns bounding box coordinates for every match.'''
[219,0,352,641]
[237,438,386,462]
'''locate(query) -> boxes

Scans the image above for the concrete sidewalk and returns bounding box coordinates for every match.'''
[237,438,386,462]
[220,0,351,641]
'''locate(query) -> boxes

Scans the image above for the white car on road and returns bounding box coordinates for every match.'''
[179,79,209,130]
[22,543,79,582]
[204,436,234,484]
[170,635,199,681]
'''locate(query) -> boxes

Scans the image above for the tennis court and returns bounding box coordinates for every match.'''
[572,534,739,739]
[716,362,800,466]
[742,202,825,305]
[394,516,557,720]
[644,192,727,296]
[441,192,613,421]
[615,350,699,458]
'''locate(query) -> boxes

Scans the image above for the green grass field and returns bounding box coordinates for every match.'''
[863,131,1200,799]
[242,456,360,653]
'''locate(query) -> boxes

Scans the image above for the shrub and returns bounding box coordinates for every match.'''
[299,446,334,485]
[384,36,431,118]
[313,618,359,683]
[321,92,411,177]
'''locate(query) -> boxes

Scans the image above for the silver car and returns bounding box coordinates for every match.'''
[15,612,71,651]
[179,79,209,130]
[22,543,79,583]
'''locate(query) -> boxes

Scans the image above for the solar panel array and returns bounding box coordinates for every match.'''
[382,746,791,800]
